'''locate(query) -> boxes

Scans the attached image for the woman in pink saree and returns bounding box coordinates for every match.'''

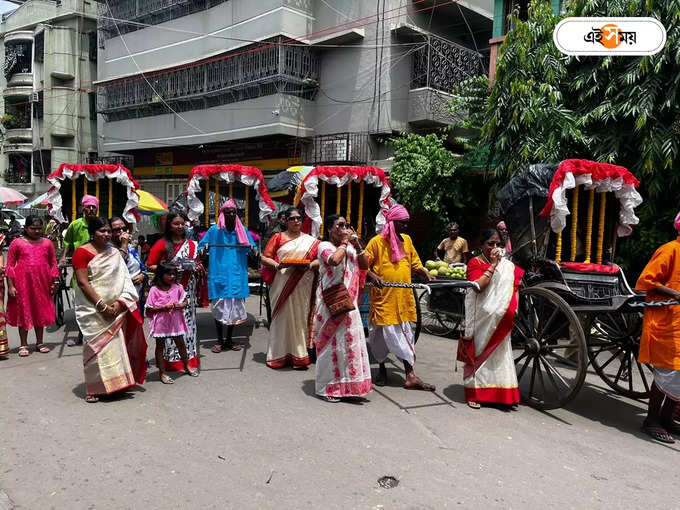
[73,218,147,403]
[261,208,320,369]
[313,214,372,402]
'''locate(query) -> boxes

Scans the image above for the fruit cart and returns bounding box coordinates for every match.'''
[497,159,648,410]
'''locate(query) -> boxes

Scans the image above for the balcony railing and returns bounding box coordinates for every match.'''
[3,40,32,81]
[411,35,486,93]
[297,132,372,165]
[99,38,320,122]
[99,0,230,40]
[5,153,32,184]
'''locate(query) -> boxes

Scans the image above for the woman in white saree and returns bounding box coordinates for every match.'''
[463,229,524,409]
[73,218,147,403]
[261,208,320,369]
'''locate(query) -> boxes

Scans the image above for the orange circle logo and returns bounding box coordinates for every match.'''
[599,24,623,49]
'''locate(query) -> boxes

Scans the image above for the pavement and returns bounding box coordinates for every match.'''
[0,297,678,510]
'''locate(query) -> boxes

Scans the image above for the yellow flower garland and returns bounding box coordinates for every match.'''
[596,192,607,264]
[584,189,594,263]
[570,186,579,261]
[357,181,364,238]
[346,181,352,224]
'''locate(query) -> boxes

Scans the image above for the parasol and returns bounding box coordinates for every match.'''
[135,189,169,215]
[19,191,50,209]
[0,186,27,206]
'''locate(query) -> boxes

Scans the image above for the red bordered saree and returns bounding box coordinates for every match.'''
[463,257,524,405]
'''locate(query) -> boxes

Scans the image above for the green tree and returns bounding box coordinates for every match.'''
[482,0,680,275]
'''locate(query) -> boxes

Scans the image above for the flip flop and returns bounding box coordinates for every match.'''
[467,401,482,409]
[160,373,174,385]
[224,343,243,351]
[36,344,50,354]
[186,368,199,377]
[85,395,99,403]
[18,346,29,357]
[211,344,223,353]
[321,395,341,403]
[642,424,675,444]
[403,378,436,391]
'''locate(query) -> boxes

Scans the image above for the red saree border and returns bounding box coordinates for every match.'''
[270,239,320,319]
[267,353,310,369]
[323,379,372,397]
[465,386,519,405]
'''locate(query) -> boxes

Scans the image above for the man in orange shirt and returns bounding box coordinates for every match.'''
[635,213,680,444]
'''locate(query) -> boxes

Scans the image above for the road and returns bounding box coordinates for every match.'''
[0,297,677,509]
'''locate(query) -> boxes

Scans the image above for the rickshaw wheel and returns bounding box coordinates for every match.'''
[585,309,652,399]
[412,288,421,344]
[418,291,454,336]
[264,285,272,330]
[512,287,587,410]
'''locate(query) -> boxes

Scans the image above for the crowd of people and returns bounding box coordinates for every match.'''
[0,194,677,445]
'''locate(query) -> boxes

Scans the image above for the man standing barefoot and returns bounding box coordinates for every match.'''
[365,204,436,391]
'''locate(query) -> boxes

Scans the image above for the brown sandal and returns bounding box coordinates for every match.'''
[85,394,99,403]
[36,344,50,354]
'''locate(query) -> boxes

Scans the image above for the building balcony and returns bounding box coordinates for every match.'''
[99,0,230,39]
[408,88,457,127]
[297,132,372,165]
[2,86,32,100]
[5,127,33,142]
[4,36,32,83]
[3,152,32,186]
[411,34,487,95]
[7,73,33,87]
[99,38,320,122]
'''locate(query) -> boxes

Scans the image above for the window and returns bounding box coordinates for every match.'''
[88,92,96,120]
[88,31,97,62]
[34,31,45,63]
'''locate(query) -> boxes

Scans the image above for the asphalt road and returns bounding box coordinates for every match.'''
[0,297,677,509]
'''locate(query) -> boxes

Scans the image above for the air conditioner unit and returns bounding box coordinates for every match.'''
[31,92,39,102]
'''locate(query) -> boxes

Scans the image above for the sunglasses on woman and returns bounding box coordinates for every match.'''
[288,217,302,222]
[486,241,502,247]
[112,227,128,233]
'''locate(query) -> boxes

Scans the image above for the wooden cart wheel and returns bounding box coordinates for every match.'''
[585,309,652,399]
[512,287,587,410]
[418,290,454,336]
[54,289,64,328]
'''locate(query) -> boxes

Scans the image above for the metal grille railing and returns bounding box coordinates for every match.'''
[99,38,320,121]
[99,0,230,39]
[411,34,486,93]
[3,40,32,80]
[4,153,32,184]
[299,133,372,165]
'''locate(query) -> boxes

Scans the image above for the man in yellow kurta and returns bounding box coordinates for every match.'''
[365,204,435,390]
[635,214,680,444]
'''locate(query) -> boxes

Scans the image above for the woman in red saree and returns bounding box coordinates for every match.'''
[463,229,524,409]
[73,218,147,403]
[261,208,319,369]
[147,213,201,372]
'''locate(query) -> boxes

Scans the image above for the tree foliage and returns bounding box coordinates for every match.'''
[482,0,680,275]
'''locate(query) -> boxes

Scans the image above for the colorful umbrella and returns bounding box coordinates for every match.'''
[134,189,168,215]
[0,186,27,206]
[19,191,49,209]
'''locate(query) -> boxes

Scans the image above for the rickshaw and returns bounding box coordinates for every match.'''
[45,163,141,326]
[185,164,276,321]
[496,159,649,410]
[292,165,427,341]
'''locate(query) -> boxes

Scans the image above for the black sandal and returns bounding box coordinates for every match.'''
[642,424,675,444]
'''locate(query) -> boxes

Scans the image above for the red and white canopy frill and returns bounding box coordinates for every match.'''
[298,166,393,237]
[539,159,643,237]
[46,164,140,223]
[186,164,275,224]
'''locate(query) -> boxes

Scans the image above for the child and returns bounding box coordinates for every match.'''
[145,262,199,383]
[6,215,60,356]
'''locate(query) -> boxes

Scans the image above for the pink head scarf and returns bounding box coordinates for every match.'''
[217,199,250,245]
[382,204,410,263]
[81,195,99,208]
[674,212,680,233]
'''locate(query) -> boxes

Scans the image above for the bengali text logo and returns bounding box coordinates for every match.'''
[554,18,666,56]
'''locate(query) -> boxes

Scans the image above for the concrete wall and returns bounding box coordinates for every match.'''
[98,0,492,153]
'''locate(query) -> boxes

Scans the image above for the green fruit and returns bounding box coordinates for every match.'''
[425,260,436,270]
[429,269,438,276]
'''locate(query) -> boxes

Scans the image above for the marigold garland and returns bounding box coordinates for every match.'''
[357,181,365,238]
[570,186,579,261]
[71,179,77,221]
[596,192,607,264]
[108,179,113,218]
[346,181,352,224]
[584,189,594,263]
[204,178,210,228]
[555,231,562,263]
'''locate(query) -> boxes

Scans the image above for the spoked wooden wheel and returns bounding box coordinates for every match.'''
[585,309,652,399]
[512,287,587,410]
[412,289,421,344]
[419,291,454,336]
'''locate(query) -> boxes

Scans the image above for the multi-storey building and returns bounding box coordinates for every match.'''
[96,0,493,203]
[0,0,98,199]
